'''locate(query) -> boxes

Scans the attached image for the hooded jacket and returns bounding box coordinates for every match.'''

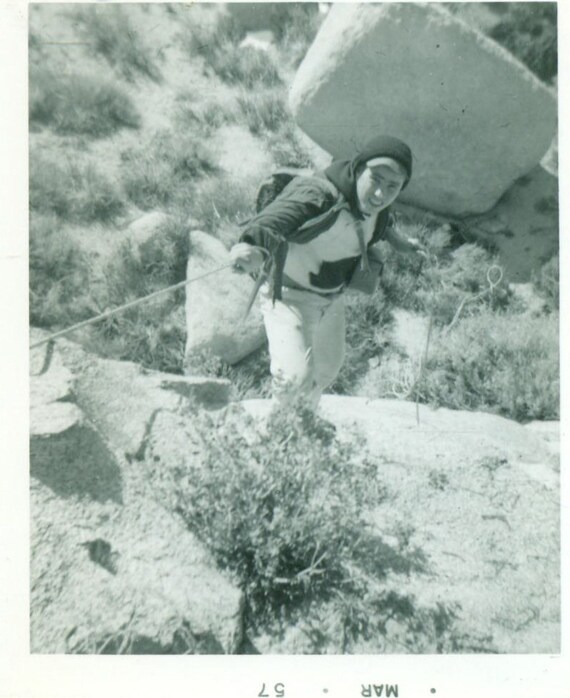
[239,136,413,301]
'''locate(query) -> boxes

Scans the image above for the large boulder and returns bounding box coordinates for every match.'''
[30,332,242,654]
[184,230,266,367]
[242,396,560,653]
[289,3,557,216]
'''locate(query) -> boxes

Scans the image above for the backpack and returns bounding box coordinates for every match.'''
[254,167,334,214]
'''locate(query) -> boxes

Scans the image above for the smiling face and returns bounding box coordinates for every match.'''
[355,157,407,215]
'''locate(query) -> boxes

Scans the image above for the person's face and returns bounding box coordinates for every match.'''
[356,159,407,215]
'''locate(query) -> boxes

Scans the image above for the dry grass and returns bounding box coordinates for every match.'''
[71,4,162,83]
[120,130,219,211]
[29,68,141,137]
[30,151,126,224]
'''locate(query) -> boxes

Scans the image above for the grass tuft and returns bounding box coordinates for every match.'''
[71,5,162,82]
[30,152,126,224]
[189,175,257,236]
[532,254,559,311]
[210,44,282,88]
[174,93,237,134]
[121,130,219,211]
[422,311,559,421]
[181,13,282,88]
[87,217,191,373]
[29,68,141,137]
[237,90,290,135]
[29,213,95,327]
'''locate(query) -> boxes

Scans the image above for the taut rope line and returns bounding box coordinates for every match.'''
[30,263,233,350]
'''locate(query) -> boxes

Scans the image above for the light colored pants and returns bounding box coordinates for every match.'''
[259,285,346,410]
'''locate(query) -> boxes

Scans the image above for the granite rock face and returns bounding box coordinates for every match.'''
[290,3,557,216]
[184,230,266,367]
[30,332,242,654]
[242,396,560,654]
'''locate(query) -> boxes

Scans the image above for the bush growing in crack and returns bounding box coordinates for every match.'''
[164,405,385,628]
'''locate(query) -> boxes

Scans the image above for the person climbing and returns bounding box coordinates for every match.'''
[230,135,426,410]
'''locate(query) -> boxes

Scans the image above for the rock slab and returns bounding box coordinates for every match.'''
[184,230,266,367]
[30,332,242,654]
[242,396,560,653]
[290,3,557,216]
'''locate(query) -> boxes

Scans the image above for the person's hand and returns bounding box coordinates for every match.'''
[229,243,265,273]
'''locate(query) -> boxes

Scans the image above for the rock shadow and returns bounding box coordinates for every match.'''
[30,424,123,504]
[354,533,429,579]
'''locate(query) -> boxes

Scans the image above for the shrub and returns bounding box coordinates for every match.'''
[29,213,95,327]
[237,90,290,135]
[420,311,559,421]
[184,345,272,401]
[162,405,385,625]
[174,94,237,134]
[151,403,484,651]
[210,44,282,88]
[181,12,244,61]
[30,153,126,224]
[275,3,323,68]
[88,218,191,372]
[29,68,141,137]
[72,5,162,82]
[380,220,512,325]
[532,254,559,310]
[489,3,557,82]
[121,130,218,210]
[181,13,283,87]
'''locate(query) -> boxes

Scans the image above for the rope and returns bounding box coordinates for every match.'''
[30,263,233,350]
[412,256,504,425]
[443,264,503,335]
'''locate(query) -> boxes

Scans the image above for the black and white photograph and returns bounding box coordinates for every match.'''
[0,0,567,695]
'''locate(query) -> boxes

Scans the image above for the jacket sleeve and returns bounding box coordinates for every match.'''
[239,177,335,251]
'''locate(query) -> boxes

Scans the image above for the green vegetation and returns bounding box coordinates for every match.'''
[29,214,95,327]
[211,44,282,89]
[87,218,190,373]
[189,175,257,235]
[29,68,141,137]
[422,310,559,421]
[72,4,162,82]
[120,130,219,210]
[150,403,492,651]
[380,222,511,324]
[182,12,282,88]
[266,123,314,168]
[489,3,557,82]
[30,152,126,224]
[532,254,559,311]
[274,3,324,68]
[174,94,237,135]
[237,90,290,135]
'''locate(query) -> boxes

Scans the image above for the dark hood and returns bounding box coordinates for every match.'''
[324,135,413,213]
